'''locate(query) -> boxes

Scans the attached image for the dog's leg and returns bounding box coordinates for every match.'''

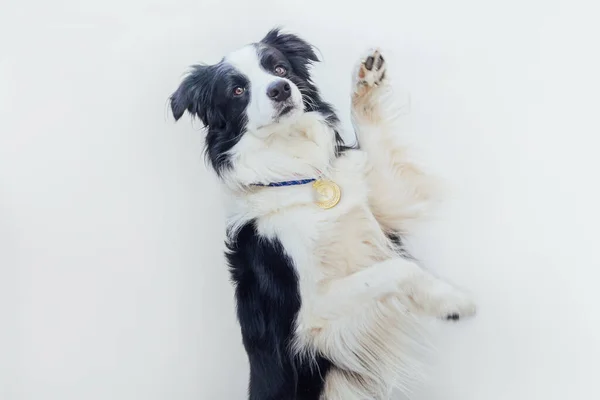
[316,257,475,321]
[298,258,475,399]
[352,49,438,233]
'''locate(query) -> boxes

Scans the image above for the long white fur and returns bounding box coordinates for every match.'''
[223,46,476,399]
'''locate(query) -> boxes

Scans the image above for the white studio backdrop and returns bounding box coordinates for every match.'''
[1,0,599,399]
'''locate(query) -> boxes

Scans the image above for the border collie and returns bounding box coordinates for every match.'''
[170,28,476,400]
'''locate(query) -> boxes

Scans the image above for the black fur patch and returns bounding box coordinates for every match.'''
[227,222,331,399]
[170,63,250,175]
[387,232,414,260]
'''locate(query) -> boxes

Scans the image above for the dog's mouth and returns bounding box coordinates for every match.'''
[278,105,295,117]
[274,104,297,122]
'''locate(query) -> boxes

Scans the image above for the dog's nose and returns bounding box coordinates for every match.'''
[267,80,291,102]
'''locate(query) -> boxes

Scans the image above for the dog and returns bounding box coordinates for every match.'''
[170,28,476,400]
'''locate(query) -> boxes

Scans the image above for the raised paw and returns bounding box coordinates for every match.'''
[356,49,387,89]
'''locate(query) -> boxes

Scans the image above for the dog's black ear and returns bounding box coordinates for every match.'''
[261,28,319,79]
[170,65,211,122]
[170,83,190,121]
[261,28,319,62]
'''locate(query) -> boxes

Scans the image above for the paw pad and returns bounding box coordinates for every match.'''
[357,49,387,88]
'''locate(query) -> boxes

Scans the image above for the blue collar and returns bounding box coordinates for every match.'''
[253,178,316,187]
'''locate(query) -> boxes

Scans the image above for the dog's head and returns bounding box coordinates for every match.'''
[170,29,340,180]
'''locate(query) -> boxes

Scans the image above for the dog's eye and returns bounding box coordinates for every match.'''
[274,66,287,76]
[233,87,245,96]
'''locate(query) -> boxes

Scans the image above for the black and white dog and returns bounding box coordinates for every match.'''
[170,29,476,400]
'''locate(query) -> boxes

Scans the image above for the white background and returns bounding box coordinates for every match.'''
[2,0,600,399]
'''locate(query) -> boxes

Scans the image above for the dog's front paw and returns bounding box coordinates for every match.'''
[355,49,387,90]
[414,283,477,322]
[436,291,477,322]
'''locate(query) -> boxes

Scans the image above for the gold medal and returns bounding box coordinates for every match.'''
[313,179,341,209]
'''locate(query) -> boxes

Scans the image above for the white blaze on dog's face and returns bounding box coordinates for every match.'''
[225,45,304,133]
